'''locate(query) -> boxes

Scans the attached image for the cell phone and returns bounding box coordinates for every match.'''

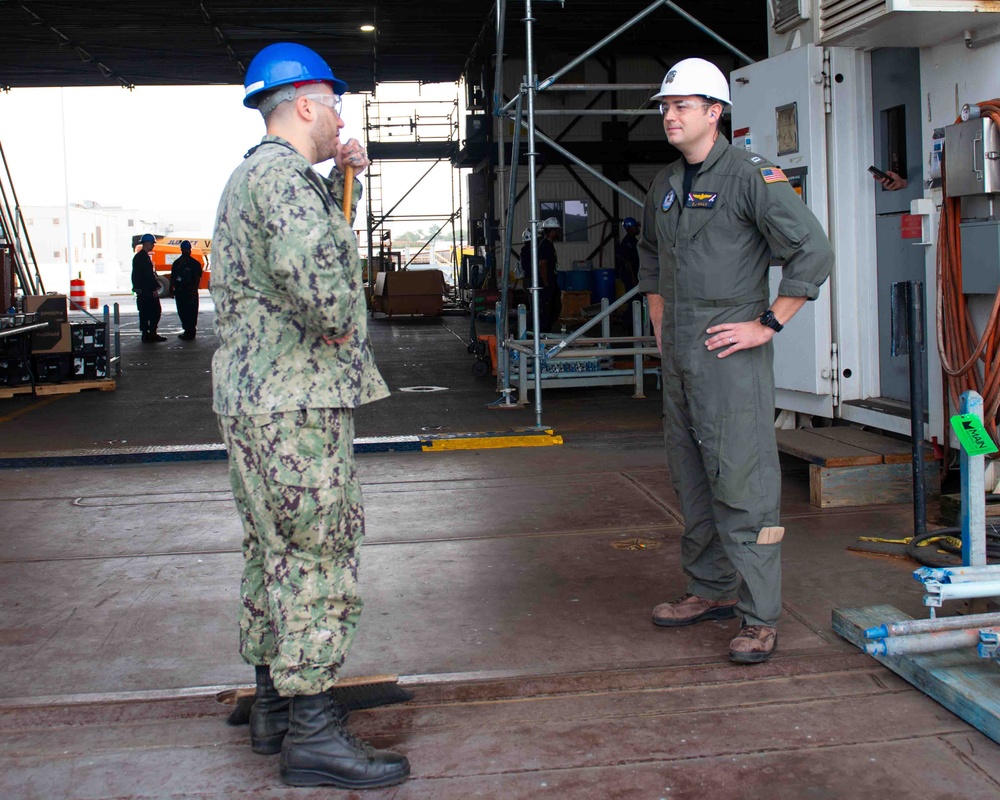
[868,165,890,181]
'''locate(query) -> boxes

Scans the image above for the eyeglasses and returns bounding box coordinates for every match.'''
[658,100,711,116]
[303,93,343,116]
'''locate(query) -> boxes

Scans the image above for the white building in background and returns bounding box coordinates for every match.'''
[22,202,205,296]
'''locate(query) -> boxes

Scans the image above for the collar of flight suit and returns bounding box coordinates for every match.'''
[666,135,731,241]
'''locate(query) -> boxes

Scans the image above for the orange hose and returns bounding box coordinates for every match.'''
[936,103,1000,445]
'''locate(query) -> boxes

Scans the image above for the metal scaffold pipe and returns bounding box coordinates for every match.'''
[865,627,996,657]
[524,0,544,428]
[864,612,1000,639]
[923,579,1000,605]
[914,564,1000,584]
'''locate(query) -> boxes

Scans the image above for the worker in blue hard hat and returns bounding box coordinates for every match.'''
[211,42,407,791]
[615,216,641,293]
[131,233,165,342]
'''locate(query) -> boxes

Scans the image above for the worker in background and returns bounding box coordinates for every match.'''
[616,216,641,293]
[537,217,562,333]
[132,233,165,342]
[638,58,833,663]
[170,240,203,340]
[211,42,408,790]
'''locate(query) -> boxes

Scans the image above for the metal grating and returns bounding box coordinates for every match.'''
[772,0,808,34]
[819,0,887,40]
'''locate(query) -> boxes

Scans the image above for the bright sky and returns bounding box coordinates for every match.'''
[0,82,461,237]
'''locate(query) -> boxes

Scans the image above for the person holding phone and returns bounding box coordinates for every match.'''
[869,165,907,191]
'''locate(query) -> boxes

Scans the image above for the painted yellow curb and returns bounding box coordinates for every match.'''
[422,433,563,451]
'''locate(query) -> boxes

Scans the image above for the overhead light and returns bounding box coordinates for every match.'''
[360,24,375,32]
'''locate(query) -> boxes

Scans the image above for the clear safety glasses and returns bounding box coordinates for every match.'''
[657,100,711,116]
[304,93,343,116]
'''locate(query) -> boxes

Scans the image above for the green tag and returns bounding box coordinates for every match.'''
[950,414,999,456]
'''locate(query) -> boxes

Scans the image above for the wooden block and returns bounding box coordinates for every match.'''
[805,426,935,464]
[559,290,592,320]
[0,385,33,400]
[776,428,882,467]
[833,604,1000,745]
[34,379,116,396]
[809,461,940,508]
[938,492,1000,527]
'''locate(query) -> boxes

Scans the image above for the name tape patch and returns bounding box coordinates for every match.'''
[685,192,718,209]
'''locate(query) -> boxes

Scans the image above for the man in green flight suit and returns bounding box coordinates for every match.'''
[638,58,834,663]
[211,42,408,789]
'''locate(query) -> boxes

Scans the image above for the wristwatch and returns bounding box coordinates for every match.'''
[759,310,784,333]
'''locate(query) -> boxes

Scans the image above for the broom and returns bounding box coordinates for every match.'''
[223,673,414,726]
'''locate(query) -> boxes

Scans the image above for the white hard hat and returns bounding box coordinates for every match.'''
[650,58,730,106]
[522,227,532,242]
[540,217,561,230]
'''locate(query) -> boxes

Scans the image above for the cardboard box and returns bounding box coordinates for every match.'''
[32,322,72,354]
[373,270,445,316]
[24,294,68,322]
[25,295,70,353]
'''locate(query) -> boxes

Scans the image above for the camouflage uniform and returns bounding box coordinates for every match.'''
[212,135,388,696]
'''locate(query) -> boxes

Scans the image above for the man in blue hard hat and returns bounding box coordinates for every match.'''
[211,42,407,790]
[616,216,641,293]
[131,233,165,342]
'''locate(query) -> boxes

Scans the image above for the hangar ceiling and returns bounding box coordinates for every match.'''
[0,1,766,93]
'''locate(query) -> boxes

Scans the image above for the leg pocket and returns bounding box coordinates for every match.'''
[709,410,763,505]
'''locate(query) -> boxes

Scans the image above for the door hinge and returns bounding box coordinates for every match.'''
[821,49,832,114]
[830,342,840,406]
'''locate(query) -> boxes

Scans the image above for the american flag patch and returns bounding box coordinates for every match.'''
[760,167,788,184]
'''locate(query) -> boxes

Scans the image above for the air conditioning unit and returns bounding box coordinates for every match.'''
[819,0,1000,48]
[772,0,810,33]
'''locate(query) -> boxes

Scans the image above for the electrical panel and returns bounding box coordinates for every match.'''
[944,118,1000,198]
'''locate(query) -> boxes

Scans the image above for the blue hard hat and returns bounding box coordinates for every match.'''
[140,233,156,244]
[243,42,348,108]
[622,217,639,229]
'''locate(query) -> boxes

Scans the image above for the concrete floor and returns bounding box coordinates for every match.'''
[0,308,997,798]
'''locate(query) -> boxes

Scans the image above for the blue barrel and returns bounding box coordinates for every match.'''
[564,270,590,291]
[556,271,567,290]
[591,269,615,303]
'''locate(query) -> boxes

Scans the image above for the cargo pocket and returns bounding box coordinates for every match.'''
[712,410,763,505]
[256,409,338,490]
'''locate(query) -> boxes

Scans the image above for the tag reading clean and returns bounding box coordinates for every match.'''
[950,414,999,456]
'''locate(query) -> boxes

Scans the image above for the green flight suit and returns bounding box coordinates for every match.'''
[637,136,833,628]
[212,135,388,695]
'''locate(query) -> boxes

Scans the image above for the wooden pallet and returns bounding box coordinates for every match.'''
[776,426,939,509]
[0,379,116,399]
[833,604,1000,744]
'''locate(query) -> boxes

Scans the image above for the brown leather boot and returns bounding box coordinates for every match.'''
[729,625,777,663]
[652,593,738,627]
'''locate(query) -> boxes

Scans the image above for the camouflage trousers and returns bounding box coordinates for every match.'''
[219,408,364,696]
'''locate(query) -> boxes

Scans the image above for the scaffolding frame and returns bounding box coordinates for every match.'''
[493,0,754,427]
[363,93,465,292]
[0,137,44,297]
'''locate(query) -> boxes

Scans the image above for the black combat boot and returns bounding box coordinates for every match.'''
[280,692,410,789]
[249,665,290,755]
